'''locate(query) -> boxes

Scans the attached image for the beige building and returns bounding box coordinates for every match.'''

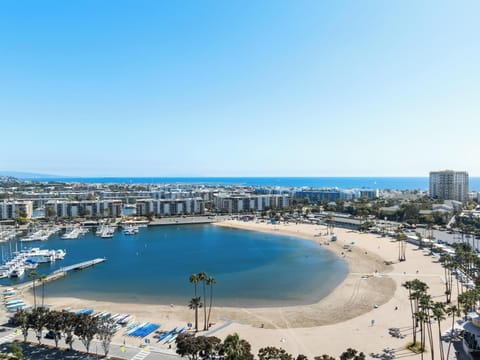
[429,170,469,203]
[0,200,33,220]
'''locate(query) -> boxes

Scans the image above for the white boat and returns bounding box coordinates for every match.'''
[123,225,139,235]
[62,226,82,239]
[100,226,115,238]
[55,249,66,260]
[22,248,55,263]
[10,266,25,277]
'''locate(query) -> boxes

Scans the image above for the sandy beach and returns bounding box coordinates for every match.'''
[8,220,453,358]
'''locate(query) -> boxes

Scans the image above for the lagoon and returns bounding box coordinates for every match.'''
[1,225,348,307]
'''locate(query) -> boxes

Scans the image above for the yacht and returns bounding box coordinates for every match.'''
[10,265,25,278]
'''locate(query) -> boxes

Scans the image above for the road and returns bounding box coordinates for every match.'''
[0,326,182,360]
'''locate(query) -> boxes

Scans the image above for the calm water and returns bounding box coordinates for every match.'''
[26,176,480,190]
[0,225,347,307]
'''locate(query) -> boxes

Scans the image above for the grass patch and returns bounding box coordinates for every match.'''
[406,341,425,354]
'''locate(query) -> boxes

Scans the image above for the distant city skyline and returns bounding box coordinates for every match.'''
[1,1,478,177]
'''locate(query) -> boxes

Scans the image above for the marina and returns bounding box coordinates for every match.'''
[0,246,67,279]
[0,224,347,306]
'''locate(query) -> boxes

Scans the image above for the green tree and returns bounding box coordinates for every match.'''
[221,333,254,360]
[62,310,79,351]
[9,343,24,360]
[13,309,29,342]
[28,307,49,344]
[258,346,293,360]
[45,310,63,348]
[74,313,99,353]
[175,333,202,360]
[189,297,203,332]
[97,318,116,357]
[314,356,335,360]
[340,348,366,360]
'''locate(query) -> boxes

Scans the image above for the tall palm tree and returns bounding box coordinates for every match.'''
[28,269,37,309]
[39,274,47,308]
[206,276,216,329]
[188,296,202,332]
[397,231,407,261]
[189,273,200,298]
[419,294,434,359]
[198,272,208,330]
[432,302,446,360]
[445,305,458,360]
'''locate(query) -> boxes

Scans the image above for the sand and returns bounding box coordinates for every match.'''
[5,220,454,359]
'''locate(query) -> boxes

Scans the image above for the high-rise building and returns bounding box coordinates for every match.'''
[429,170,469,203]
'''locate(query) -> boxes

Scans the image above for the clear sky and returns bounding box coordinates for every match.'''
[1,1,479,177]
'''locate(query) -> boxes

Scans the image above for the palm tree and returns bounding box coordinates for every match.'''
[206,276,216,329]
[28,269,38,308]
[432,302,446,360]
[188,296,202,332]
[445,305,458,360]
[402,280,417,344]
[222,332,254,360]
[418,294,434,359]
[198,272,208,330]
[397,231,407,261]
[39,274,47,308]
[189,273,200,298]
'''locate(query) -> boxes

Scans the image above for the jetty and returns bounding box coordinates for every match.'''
[15,258,106,290]
[53,258,106,274]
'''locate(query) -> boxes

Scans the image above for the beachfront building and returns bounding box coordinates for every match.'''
[0,200,33,220]
[136,198,205,217]
[213,193,289,213]
[295,188,377,204]
[45,199,122,218]
[429,170,469,203]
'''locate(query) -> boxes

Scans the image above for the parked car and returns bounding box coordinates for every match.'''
[45,330,61,339]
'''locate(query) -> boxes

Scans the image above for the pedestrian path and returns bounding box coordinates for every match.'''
[131,349,151,360]
[0,331,18,344]
[205,319,233,336]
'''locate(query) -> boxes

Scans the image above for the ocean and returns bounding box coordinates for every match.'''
[0,224,348,307]
[24,176,480,191]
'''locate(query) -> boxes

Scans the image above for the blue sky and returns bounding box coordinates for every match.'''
[1,1,479,177]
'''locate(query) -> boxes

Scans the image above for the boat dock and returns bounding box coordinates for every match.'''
[53,258,106,274]
[16,258,106,290]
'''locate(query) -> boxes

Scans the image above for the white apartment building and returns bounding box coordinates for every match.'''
[45,199,122,218]
[429,170,469,203]
[0,200,33,220]
[213,194,289,213]
[136,198,205,217]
